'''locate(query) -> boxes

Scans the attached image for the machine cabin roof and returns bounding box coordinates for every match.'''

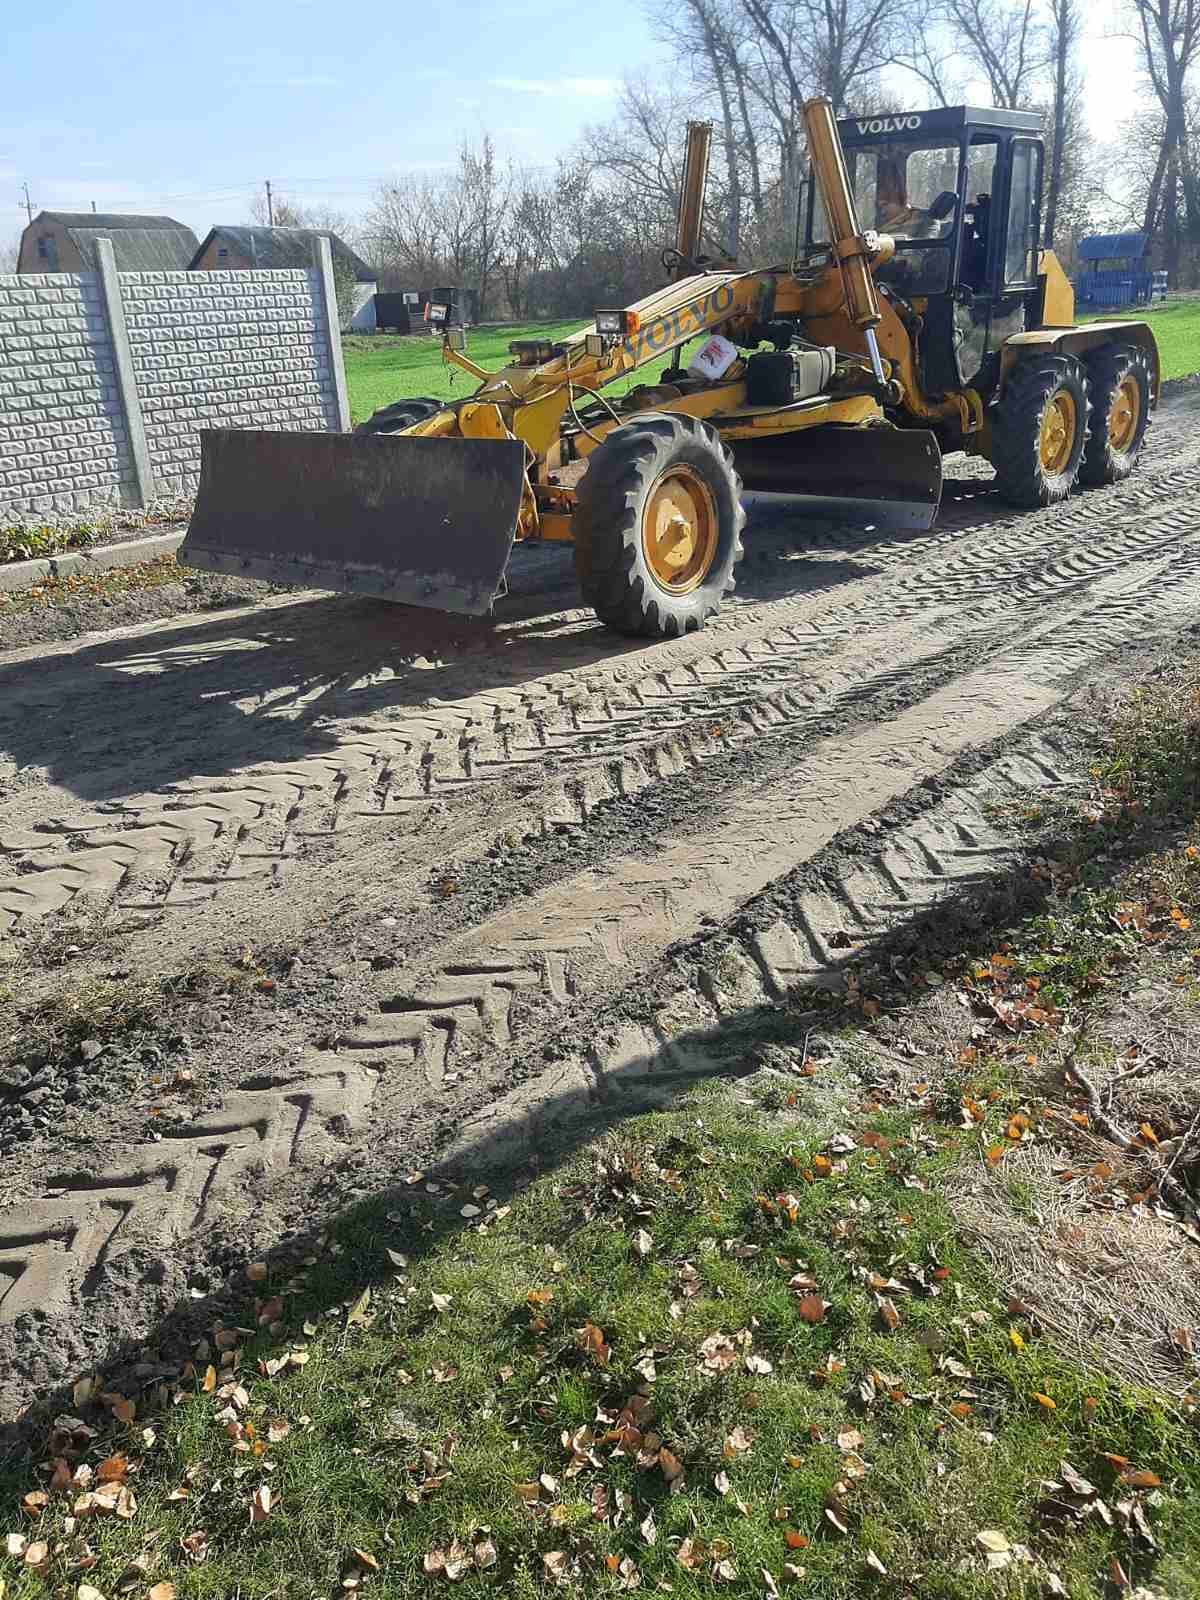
[838,106,1043,145]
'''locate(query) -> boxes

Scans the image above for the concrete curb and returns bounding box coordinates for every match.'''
[0,530,185,594]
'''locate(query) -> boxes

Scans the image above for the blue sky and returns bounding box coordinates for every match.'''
[2,0,667,237]
[3,0,1129,244]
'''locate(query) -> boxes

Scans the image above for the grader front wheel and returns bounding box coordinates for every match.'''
[572,413,745,638]
[991,356,1089,509]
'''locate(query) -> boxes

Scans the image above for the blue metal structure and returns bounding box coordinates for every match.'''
[1075,232,1158,308]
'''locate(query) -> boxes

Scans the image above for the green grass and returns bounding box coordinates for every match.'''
[342,322,709,425]
[342,322,586,424]
[1081,294,1200,381]
[2,1079,1196,1599]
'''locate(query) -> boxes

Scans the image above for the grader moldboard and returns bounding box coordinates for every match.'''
[182,99,1158,639]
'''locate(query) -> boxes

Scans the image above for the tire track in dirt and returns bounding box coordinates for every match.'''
[2,519,1197,1410]
[2,441,1199,937]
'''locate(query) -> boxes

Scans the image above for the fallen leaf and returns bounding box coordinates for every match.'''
[836,1429,864,1452]
[247,1262,268,1282]
[975,1530,1010,1553]
[877,1297,901,1332]
[21,1491,47,1514]
[865,1550,887,1576]
[148,1586,177,1600]
[640,1510,657,1546]
[23,1542,49,1569]
[723,1425,756,1456]
[676,1538,703,1570]
[249,1485,273,1524]
[5,1534,26,1558]
[345,1288,371,1327]
[1059,1461,1096,1496]
[430,1292,452,1314]
[467,1537,495,1571]
[784,1531,808,1550]
[1121,1469,1162,1489]
[796,1294,828,1324]
[95,1454,129,1485]
[1033,1393,1057,1411]
[632,1228,654,1259]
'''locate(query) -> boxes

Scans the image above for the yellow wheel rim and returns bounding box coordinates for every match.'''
[1109,375,1140,453]
[1038,390,1077,475]
[641,464,718,593]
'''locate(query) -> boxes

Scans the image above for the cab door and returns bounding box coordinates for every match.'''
[987,137,1043,358]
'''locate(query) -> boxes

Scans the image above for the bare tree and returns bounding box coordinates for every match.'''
[0,230,21,273]
[459,135,509,320]
[1126,0,1200,246]
[1044,0,1083,247]
[937,0,1044,107]
[500,170,555,319]
[366,175,447,288]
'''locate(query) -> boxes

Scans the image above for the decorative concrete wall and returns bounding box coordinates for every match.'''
[0,237,349,518]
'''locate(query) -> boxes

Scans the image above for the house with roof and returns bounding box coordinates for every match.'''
[17,212,200,274]
[189,225,377,331]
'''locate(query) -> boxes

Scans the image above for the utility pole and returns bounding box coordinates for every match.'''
[91,200,97,213]
[20,182,35,224]
[265,179,274,226]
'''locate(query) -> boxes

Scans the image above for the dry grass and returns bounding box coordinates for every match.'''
[954,1142,1200,1396]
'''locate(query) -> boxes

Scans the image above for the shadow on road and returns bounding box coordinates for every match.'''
[0,489,939,805]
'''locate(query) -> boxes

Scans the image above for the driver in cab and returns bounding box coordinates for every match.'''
[874,158,959,239]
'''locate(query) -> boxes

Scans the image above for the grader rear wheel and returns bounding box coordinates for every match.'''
[990,356,1089,509]
[1079,344,1153,487]
[572,413,745,638]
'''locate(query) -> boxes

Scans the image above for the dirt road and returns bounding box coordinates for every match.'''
[2,396,1199,1417]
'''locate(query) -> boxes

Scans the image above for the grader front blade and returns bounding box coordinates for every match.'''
[181,429,527,615]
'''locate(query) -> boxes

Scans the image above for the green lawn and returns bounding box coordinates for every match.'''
[1080,294,1200,380]
[342,323,585,425]
[342,323,709,426]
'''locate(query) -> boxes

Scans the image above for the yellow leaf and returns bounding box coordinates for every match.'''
[1033,1392,1057,1410]
[1009,1328,1025,1352]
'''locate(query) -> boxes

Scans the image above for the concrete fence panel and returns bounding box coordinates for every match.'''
[0,250,346,520]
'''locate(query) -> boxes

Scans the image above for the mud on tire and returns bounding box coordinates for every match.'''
[572,413,745,638]
[990,355,1089,509]
[1079,344,1153,487]
[354,397,444,436]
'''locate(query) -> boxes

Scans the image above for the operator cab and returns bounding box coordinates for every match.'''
[807,106,1045,397]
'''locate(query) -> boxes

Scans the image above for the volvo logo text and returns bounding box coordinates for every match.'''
[855,115,923,135]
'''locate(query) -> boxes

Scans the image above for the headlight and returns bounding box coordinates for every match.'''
[594,309,625,336]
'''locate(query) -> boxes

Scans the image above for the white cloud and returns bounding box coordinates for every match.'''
[489,76,618,98]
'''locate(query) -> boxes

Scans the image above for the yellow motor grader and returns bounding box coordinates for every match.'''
[182,99,1157,639]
